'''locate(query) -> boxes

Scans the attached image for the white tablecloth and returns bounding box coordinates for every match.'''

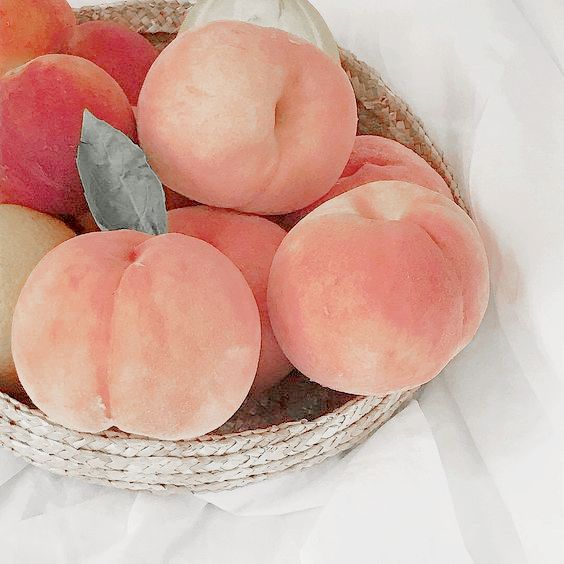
[2,1,563,562]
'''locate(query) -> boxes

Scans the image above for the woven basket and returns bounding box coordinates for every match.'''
[0,0,462,493]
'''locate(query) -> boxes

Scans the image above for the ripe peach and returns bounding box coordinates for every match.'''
[0,204,74,397]
[0,54,136,217]
[0,0,76,76]
[168,206,292,393]
[281,135,452,228]
[137,21,357,214]
[12,231,261,439]
[268,181,489,395]
[64,21,159,105]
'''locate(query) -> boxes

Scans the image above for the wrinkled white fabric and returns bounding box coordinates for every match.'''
[1,1,563,562]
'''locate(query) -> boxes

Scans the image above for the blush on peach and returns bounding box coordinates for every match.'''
[64,21,159,105]
[268,181,489,395]
[137,21,357,215]
[281,135,452,228]
[0,55,136,217]
[12,231,261,439]
[168,206,292,394]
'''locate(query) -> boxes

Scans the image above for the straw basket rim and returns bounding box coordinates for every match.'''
[0,0,460,492]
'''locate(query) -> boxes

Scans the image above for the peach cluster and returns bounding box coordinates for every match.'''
[0,2,160,217]
[1,1,490,442]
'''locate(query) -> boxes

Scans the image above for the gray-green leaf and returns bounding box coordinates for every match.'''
[77,110,167,236]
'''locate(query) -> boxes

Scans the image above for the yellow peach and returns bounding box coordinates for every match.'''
[0,204,74,396]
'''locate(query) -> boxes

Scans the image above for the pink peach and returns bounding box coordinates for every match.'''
[281,135,452,228]
[64,21,159,105]
[0,54,136,217]
[137,21,357,214]
[0,0,76,76]
[12,230,261,439]
[267,181,489,395]
[168,206,292,393]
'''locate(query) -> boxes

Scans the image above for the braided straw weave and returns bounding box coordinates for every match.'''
[0,0,460,493]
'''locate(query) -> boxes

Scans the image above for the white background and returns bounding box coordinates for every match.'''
[1,0,564,562]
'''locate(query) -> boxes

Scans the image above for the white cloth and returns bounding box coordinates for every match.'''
[2,1,563,562]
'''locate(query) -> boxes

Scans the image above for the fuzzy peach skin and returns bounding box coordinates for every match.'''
[268,181,489,395]
[64,21,159,105]
[0,204,74,397]
[169,206,292,394]
[137,21,357,215]
[281,135,452,228]
[12,231,261,439]
[0,0,76,76]
[0,55,136,217]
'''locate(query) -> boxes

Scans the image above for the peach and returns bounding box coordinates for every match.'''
[12,230,261,439]
[0,204,74,397]
[64,21,159,105]
[267,181,489,395]
[168,206,292,393]
[0,0,76,76]
[0,54,136,217]
[137,21,357,214]
[281,135,453,228]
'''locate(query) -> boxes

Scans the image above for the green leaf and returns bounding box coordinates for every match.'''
[77,110,167,236]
